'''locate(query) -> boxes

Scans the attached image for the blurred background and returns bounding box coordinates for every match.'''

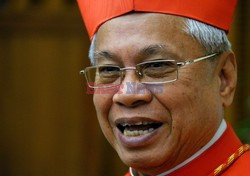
[0,0,249,176]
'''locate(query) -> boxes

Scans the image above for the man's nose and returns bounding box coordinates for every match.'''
[112,71,153,107]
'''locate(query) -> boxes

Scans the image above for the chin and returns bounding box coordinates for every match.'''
[118,148,169,172]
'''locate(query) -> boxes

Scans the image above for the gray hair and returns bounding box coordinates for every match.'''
[89,34,97,65]
[88,18,231,65]
[184,18,231,54]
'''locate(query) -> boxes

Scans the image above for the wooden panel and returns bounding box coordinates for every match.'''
[0,1,127,176]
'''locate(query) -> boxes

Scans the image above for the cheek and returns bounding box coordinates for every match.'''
[157,82,197,108]
[93,93,113,117]
[155,80,204,126]
[93,93,117,145]
[160,77,220,132]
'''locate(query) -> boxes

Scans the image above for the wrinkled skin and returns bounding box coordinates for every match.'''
[92,13,237,175]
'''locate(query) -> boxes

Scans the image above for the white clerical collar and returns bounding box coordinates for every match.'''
[130,119,227,176]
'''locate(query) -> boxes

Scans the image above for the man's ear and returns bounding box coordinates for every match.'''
[217,51,237,107]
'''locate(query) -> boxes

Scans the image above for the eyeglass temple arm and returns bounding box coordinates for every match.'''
[177,53,219,67]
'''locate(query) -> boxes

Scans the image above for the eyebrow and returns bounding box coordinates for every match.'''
[93,44,167,61]
[138,44,167,57]
[94,50,113,59]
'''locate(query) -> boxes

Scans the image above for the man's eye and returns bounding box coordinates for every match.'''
[147,62,167,68]
[144,61,175,69]
[142,61,176,78]
[96,66,121,84]
[98,66,120,73]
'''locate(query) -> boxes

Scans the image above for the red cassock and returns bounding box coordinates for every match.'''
[124,125,250,176]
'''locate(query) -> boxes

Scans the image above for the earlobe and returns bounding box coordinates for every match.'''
[218,52,237,107]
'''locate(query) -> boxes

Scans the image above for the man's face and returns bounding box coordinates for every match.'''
[93,13,223,174]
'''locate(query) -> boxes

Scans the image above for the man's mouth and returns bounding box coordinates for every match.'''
[117,121,163,137]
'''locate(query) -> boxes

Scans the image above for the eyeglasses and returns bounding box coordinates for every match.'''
[80,53,218,88]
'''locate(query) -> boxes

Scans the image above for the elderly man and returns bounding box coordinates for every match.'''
[77,0,250,175]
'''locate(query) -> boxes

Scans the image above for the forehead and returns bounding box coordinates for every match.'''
[98,13,183,36]
[95,13,204,62]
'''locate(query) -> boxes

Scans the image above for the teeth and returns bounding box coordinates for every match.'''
[135,122,142,125]
[122,123,128,127]
[123,128,153,137]
[120,121,160,137]
[149,128,154,132]
[143,121,153,125]
[121,121,153,127]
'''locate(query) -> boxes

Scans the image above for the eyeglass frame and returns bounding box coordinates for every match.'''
[80,53,219,88]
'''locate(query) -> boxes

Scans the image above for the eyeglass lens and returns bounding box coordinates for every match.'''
[85,60,178,87]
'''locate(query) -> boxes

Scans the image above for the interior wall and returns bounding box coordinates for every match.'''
[0,1,127,176]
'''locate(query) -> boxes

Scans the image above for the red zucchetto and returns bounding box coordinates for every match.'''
[77,0,237,40]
